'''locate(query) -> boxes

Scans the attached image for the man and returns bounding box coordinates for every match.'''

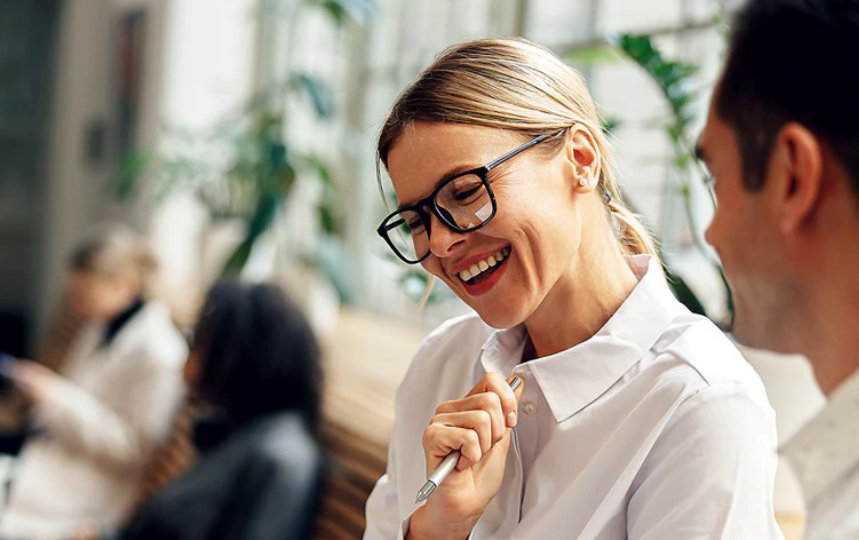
[699,0,859,537]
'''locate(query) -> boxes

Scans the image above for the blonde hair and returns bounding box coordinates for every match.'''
[69,224,159,298]
[377,37,658,260]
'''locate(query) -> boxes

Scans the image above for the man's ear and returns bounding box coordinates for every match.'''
[564,126,600,193]
[769,123,824,235]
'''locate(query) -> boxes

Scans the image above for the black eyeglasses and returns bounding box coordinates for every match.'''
[377,134,550,264]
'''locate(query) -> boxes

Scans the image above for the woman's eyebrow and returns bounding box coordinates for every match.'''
[396,164,476,210]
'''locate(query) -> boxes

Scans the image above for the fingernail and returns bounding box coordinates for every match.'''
[507,410,517,427]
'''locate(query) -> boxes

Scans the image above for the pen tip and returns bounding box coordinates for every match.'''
[415,481,436,504]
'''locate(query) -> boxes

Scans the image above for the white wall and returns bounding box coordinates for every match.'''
[35,0,168,342]
[148,0,258,318]
[36,0,115,340]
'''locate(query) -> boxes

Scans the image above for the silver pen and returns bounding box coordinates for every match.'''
[415,376,522,504]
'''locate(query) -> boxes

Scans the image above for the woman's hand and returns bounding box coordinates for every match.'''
[408,373,524,540]
[5,360,64,407]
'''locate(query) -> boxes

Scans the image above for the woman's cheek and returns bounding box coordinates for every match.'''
[421,258,448,282]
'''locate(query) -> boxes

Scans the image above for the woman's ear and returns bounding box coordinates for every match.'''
[564,126,600,193]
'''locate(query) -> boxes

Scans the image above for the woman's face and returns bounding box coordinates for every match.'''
[67,269,138,321]
[386,122,594,328]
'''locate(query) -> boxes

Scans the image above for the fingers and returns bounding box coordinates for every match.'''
[7,360,43,385]
[423,373,525,471]
[423,423,483,470]
[430,410,493,455]
[466,372,524,428]
[435,392,506,444]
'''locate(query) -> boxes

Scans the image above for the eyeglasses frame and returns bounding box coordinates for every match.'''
[377,133,551,264]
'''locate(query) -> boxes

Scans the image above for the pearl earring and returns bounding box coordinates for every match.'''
[579,178,587,187]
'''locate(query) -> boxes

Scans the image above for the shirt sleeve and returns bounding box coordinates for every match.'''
[33,350,184,471]
[627,386,784,540]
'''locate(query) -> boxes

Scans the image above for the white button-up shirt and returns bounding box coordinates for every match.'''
[0,302,186,539]
[782,368,859,539]
[365,255,783,539]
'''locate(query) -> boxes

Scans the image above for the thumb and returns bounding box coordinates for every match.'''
[506,375,525,400]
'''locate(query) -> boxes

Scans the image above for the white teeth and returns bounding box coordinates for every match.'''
[457,247,511,283]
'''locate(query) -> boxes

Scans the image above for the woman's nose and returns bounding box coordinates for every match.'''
[427,212,466,258]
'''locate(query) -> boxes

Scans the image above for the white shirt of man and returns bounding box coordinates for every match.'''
[782,368,859,540]
[365,255,784,539]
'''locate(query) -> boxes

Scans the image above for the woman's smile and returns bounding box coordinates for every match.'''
[450,246,512,296]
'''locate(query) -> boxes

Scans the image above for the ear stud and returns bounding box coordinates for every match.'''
[579,178,588,187]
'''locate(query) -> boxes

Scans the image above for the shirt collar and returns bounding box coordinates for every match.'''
[479,255,684,423]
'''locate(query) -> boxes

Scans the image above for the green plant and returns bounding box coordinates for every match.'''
[614,33,733,324]
[114,0,376,302]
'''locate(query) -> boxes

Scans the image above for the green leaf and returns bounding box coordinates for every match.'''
[294,73,334,118]
[562,42,621,66]
[221,238,254,276]
[300,154,335,188]
[319,203,337,235]
[314,0,377,26]
[220,190,284,276]
[665,267,709,317]
[247,190,283,239]
[112,148,149,201]
[266,141,289,175]
[311,235,354,303]
[601,115,621,135]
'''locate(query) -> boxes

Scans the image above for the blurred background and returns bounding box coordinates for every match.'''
[0,0,826,538]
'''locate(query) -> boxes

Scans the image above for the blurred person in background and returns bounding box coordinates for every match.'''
[699,0,859,538]
[365,38,782,539]
[118,280,324,540]
[0,224,187,538]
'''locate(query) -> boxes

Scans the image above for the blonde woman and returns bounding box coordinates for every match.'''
[0,225,186,538]
[364,39,782,539]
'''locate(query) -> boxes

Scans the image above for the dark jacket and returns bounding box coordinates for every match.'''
[122,411,322,540]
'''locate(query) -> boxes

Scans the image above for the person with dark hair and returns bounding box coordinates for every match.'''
[120,280,324,540]
[0,225,187,538]
[699,0,859,537]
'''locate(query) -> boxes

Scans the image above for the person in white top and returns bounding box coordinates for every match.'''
[365,38,782,539]
[0,225,186,538]
[698,1,859,538]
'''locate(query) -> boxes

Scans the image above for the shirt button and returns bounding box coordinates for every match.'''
[522,401,535,415]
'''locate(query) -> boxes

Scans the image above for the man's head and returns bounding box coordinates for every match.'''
[703,0,859,356]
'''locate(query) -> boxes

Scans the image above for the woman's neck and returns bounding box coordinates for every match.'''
[523,235,638,359]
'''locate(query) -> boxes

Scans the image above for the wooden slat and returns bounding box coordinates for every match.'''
[311,308,424,539]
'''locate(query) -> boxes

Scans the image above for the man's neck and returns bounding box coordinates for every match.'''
[801,258,859,396]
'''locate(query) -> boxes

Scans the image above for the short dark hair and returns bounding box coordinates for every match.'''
[716,0,859,192]
[192,280,322,431]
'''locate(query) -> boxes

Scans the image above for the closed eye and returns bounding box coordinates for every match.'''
[452,186,482,201]
[406,219,426,233]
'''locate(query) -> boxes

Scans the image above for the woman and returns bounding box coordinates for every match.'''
[121,280,323,540]
[364,38,781,539]
[0,225,187,538]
